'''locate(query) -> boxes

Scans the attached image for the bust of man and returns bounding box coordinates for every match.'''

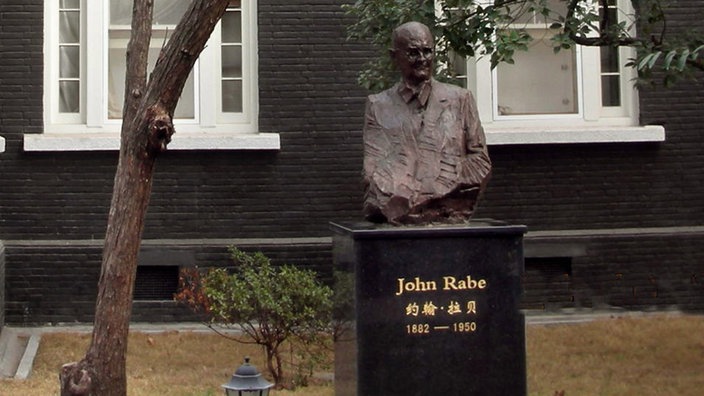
[362,21,492,225]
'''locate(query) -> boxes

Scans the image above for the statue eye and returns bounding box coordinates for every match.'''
[406,48,434,60]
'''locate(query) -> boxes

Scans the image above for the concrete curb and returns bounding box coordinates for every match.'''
[14,333,40,380]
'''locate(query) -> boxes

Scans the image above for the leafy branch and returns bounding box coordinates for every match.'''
[344,0,704,90]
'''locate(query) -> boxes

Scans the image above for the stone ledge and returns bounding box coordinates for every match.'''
[23,132,281,152]
[486,125,665,145]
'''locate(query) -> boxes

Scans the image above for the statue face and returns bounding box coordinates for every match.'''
[392,24,434,85]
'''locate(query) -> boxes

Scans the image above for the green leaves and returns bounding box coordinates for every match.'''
[632,43,704,87]
[345,0,703,90]
[175,247,333,388]
[637,51,661,70]
[204,247,333,335]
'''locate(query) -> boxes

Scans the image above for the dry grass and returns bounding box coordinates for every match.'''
[526,314,704,396]
[1,314,703,395]
[0,331,333,396]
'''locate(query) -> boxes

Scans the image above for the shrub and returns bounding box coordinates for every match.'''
[175,247,333,388]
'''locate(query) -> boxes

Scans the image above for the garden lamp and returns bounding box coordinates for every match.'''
[222,357,274,396]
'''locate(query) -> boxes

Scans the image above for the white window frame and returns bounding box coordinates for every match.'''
[29,0,279,151]
[442,0,664,145]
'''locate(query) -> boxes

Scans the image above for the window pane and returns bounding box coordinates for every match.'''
[600,46,619,72]
[496,36,578,115]
[60,0,80,9]
[59,11,80,43]
[108,33,195,119]
[449,51,467,88]
[601,75,620,106]
[59,81,80,113]
[222,10,242,43]
[222,46,242,78]
[175,71,196,119]
[59,46,80,78]
[153,0,190,25]
[451,51,466,76]
[109,0,132,24]
[512,0,567,24]
[222,80,243,112]
[111,0,189,25]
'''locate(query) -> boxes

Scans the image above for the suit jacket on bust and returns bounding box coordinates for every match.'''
[363,78,491,224]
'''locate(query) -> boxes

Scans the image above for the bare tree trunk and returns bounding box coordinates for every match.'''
[60,1,231,395]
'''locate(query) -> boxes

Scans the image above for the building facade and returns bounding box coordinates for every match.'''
[0,0,703,325]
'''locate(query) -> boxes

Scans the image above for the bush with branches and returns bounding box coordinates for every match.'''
[175,247,333,389]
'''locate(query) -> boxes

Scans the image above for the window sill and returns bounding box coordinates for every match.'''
[23,132,281,152]
[485,125,665,145]
[0,136,5,153]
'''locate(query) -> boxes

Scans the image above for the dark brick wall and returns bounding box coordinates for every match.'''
[5,232,704,324]
[0,1,43,143]
[521,232,704,312]
[0,241,5,327]
[1,0,701,240]
[1,0,703,323]
[4,241,333,325]
[0,0,368,241]
[572,233,704,312]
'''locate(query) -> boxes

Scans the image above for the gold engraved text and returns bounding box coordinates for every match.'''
[442,276,487,291]
[395,275,487,296]
[395,277,438,296]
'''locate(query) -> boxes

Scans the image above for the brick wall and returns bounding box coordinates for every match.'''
[1,0,703,323]
[0,0,369,241]
[4,241,333,325]
[521,231,704,312]
[0,241,5,327]
[1,0,701,241]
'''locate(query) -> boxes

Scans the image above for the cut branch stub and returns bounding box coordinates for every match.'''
[60,362,94,396]
[146,105,174,155]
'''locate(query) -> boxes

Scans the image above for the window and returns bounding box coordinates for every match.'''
[34,0,279,151]
[107,1,196,120]
[445,0,664,144]
[495,1,579,117]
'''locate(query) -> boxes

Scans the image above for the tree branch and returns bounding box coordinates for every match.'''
[563,0,642,47]
[122,0,153,127]
[135,0,231,154]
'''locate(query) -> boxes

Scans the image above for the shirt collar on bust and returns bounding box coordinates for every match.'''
[397,79,432,107]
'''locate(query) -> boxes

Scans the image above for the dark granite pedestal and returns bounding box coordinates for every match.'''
[331,221,527,396]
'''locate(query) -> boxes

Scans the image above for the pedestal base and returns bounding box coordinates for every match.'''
[332,221,527,396]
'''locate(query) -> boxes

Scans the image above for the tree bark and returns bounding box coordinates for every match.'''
[60,1,231,395]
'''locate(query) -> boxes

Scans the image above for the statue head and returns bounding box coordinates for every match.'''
[390,22,435,87]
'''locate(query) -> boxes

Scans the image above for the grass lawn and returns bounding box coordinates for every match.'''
[1,314,702,395]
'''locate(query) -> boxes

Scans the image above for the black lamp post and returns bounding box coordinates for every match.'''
[222,357,274,396]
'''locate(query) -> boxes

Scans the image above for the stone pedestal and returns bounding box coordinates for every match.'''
[331,221,526,396]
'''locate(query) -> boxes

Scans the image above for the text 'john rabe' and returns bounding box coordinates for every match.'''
[395,276,488,296]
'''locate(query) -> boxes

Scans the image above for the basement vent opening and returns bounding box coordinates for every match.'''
[134,265,180,301]
[522,257,574,310]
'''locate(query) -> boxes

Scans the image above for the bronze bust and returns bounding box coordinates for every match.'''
[362,21,491,225]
